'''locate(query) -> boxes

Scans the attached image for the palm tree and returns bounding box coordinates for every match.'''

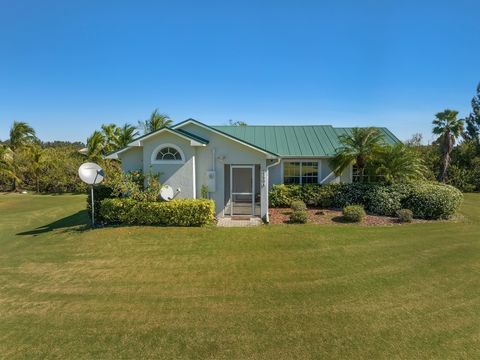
[101,123,121,154]
[330,127,385,182]
[9,121,36,150]
[8,121,37,191]
[86,130,106,162]
[26,145,44,193]
[0,145,17,182]
[117,123,139,148]
[138,109,172,134]
[374,143,427,184]
[432,109,464,182]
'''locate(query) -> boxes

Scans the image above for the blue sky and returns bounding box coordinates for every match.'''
[1,0,479,143]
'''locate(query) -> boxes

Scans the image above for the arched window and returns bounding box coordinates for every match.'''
[156,147,182,161]
[151,144,185,164]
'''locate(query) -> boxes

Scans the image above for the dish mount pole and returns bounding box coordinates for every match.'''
[90,184,95,227]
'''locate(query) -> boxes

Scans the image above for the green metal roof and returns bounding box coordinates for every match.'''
[174,128,209,144]
[211,125,400,157]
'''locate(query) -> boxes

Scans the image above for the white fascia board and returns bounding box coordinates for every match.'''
[106,129,205,160]
[105,153,118,159]
[128,128,204,147]
[280,155,333,159]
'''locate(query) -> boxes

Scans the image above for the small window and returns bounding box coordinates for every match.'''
[284,162,301,184]
[151,144,185,164]
[301,162,318,183]
[283,161,318,184]
[156,147,182,161]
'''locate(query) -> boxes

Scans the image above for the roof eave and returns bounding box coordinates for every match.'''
[173,119,279,157]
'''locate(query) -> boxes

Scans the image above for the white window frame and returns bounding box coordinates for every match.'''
[151,143,185,164]
[282,160,321,185]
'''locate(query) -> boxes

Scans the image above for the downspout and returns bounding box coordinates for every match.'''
[212,148,215,172]
[265,158,281,223]
[192,151,196,199]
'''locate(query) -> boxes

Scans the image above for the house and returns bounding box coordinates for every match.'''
[106,119,400,221]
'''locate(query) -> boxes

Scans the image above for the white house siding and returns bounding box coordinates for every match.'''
[141,132,196,199]
[181,123,268,217]
[119,147,143,173]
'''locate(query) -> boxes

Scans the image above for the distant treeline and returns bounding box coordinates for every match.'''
[1,85,480,194]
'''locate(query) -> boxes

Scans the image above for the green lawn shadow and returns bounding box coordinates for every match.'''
[16,210,90,236]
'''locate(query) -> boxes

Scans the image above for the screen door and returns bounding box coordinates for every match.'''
[230,166,254,216]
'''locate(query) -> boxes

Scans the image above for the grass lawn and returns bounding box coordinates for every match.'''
[1,193,479,359]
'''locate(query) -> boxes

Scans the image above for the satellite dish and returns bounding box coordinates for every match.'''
[160,185,174,201]
[78,163,104,185]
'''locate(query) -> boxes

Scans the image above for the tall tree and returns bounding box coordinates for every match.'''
[0,145,17,182]
[464,82,480,143]
[117,123,139,148]
[85,131,106,162]
[101,123,121,154]
[374,143,427,184]
[8,121,37,191]
[26,145,44,193]
[432,109,464,182]
[330,127,385,182]
[9,121,36,150]
[138,109,172,134]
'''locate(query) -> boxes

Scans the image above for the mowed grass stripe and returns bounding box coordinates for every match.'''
[0,193,479,359]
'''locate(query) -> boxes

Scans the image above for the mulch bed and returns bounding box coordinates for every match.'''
[269,207,428,226]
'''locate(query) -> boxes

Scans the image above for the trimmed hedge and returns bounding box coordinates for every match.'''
[269,184,336,208]
[100,198,215,226]
[269,182,463,220]
[87,184,114,222]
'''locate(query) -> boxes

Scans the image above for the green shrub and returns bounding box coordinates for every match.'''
[342,205,366,223]
[269,184,335,208]
[364,185,403,216]
[403,183,463,219]
[396,209,413,223]
[291,200,306,212]
[303,184,337,207]
[269,184,301,207]
[270,182,463,220]
[99,198,215,226]
[333,183,371,208]
[446,164,477,192]
[289,210,308,224]
[200,184,209,199]
[87,184,115,222]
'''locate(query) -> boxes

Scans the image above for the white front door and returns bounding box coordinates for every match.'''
[230,165,254,216]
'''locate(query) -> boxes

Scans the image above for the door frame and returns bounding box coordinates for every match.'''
[230,165,255,216]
